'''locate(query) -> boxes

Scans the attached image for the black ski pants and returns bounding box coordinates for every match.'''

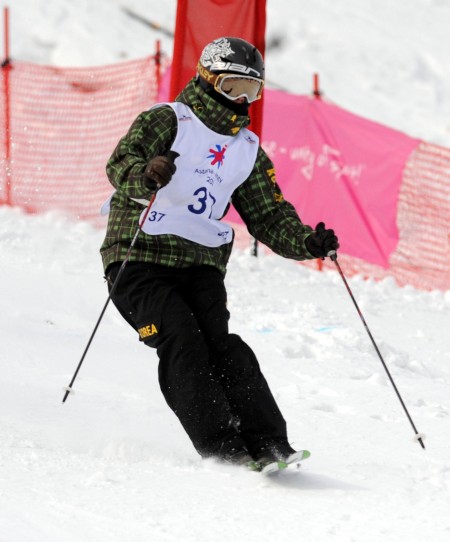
[107,262,289,458]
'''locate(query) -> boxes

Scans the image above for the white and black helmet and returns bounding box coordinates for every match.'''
[197,37,265,103]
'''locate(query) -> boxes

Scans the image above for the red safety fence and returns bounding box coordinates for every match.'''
[0,56,162,225]
[1,55,450,291]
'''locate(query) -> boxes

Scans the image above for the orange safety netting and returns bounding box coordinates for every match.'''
[0,56,161,225]
[1,58,449,291]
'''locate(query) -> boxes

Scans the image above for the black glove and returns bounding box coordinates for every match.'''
[144,151,179,190]
[305,222,339,258]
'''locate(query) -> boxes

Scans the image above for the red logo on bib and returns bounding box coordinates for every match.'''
[208,144,227,168]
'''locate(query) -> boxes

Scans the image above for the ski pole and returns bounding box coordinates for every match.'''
[62,192,157,403]
[327,250,426,450]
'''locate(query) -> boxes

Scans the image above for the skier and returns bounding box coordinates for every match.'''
[100,37,339,470]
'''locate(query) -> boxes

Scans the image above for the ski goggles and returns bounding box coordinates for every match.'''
[213,73,264,103]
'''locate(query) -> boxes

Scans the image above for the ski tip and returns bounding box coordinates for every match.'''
[285,450,311,464]
[249,449,312,475]
[261,461,288,475]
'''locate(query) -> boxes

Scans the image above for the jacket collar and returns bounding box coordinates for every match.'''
[175,77,251,136]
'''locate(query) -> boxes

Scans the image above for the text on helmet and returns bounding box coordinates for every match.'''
[210,62,262,78]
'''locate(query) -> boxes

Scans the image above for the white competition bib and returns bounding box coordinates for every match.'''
[140,102,259,247]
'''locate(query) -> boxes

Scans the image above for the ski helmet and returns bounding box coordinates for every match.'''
[197,37,265,103]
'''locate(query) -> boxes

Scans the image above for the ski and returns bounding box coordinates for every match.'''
[251,450,311,475]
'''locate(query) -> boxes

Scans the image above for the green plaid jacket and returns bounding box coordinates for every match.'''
[100,78,315,274]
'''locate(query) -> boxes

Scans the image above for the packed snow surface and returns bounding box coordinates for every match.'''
[2,207,450,542]
[2,1,450,541]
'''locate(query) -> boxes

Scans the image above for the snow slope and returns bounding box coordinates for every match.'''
[2,1,450,541]
[1,207,450,542]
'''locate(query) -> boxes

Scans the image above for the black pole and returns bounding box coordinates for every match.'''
[251,237,258,257]
[328,250,426,450]
[62,193,157,403]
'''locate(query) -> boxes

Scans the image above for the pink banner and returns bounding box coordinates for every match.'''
[226,91,420,268]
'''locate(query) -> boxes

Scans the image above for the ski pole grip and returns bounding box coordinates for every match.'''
[327,250,337,261]
[166,150,180,163]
